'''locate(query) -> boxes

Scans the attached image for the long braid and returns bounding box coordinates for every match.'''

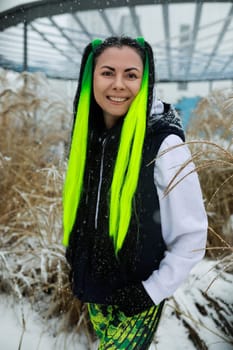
[62,49,93,246]
[63,37,153,255]
[110,44,149,253]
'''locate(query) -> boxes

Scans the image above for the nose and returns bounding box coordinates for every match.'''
[112,74,125,90]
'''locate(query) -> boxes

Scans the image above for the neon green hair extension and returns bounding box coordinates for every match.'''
[62,50,94,247]
[63,37,149,253]
[110,44,149,254]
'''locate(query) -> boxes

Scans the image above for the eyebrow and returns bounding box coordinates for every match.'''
[100,65,141,72]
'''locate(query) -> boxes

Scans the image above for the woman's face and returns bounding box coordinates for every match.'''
[93,46,143,129]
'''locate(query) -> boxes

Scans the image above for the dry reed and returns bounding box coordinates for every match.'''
[186,90,233,259]
[0,69,232,348]
[0,70,93,338]
[161,90,233,348]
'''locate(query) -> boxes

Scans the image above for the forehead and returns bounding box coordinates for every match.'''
[95,46,143,69]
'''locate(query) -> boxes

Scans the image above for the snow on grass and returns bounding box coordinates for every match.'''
[0,295,89,350]
[154,259,233,350]
[0,71,232,350]
[0,258,232,350]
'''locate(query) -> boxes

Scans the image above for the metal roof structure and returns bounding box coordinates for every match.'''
[0,0,233,82]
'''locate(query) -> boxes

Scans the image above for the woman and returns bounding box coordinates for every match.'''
[63,36,208,349]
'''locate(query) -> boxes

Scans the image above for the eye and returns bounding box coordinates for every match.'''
[127,72,138,80]
[101,70,113,77]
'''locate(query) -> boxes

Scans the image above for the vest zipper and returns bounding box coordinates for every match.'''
[95,137,107,229]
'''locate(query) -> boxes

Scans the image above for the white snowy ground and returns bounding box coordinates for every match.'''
[0,258,232,350]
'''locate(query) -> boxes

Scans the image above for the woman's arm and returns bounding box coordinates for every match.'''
[142,134,208,305]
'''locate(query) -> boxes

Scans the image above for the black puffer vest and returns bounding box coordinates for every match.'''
[66,103,185,316]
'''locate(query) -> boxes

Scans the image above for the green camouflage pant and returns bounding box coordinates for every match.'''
[88,302,164,350]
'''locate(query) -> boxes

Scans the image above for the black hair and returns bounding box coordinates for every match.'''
[73,36,155,132]
[64,36,156,250]
[93,36,146,66]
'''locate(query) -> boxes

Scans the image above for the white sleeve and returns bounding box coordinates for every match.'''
[142,134,208,305]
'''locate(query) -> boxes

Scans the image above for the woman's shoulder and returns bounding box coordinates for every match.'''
[149,101,182,128]
[147,101,185,142]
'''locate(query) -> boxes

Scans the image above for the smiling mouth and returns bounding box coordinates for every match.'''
[108,96,128,102]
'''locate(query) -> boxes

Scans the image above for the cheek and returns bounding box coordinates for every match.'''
[132,81,142,96]
[93,73,108,101]
[93,78,102,103]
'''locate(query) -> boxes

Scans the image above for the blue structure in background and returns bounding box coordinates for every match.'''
[175,96,201,130]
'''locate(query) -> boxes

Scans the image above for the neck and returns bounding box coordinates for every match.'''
[104,115,122,129]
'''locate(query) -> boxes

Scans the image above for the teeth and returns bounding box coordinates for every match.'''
[109,96,127,102]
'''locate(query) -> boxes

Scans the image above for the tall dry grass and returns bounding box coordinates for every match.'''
[0,69,232,348]
[0,70,93,338]
[162,90,233,348]
[186,90,233,260]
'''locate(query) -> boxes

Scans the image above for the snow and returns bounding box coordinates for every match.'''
[0,258,232,350]
[0,297,55,350]
[0,296,88,350]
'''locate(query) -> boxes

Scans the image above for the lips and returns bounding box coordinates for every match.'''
[107,96,128,102]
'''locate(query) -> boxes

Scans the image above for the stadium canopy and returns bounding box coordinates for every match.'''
[0,0,232,82]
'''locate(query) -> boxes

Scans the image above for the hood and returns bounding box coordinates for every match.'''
[148,98,185,141]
